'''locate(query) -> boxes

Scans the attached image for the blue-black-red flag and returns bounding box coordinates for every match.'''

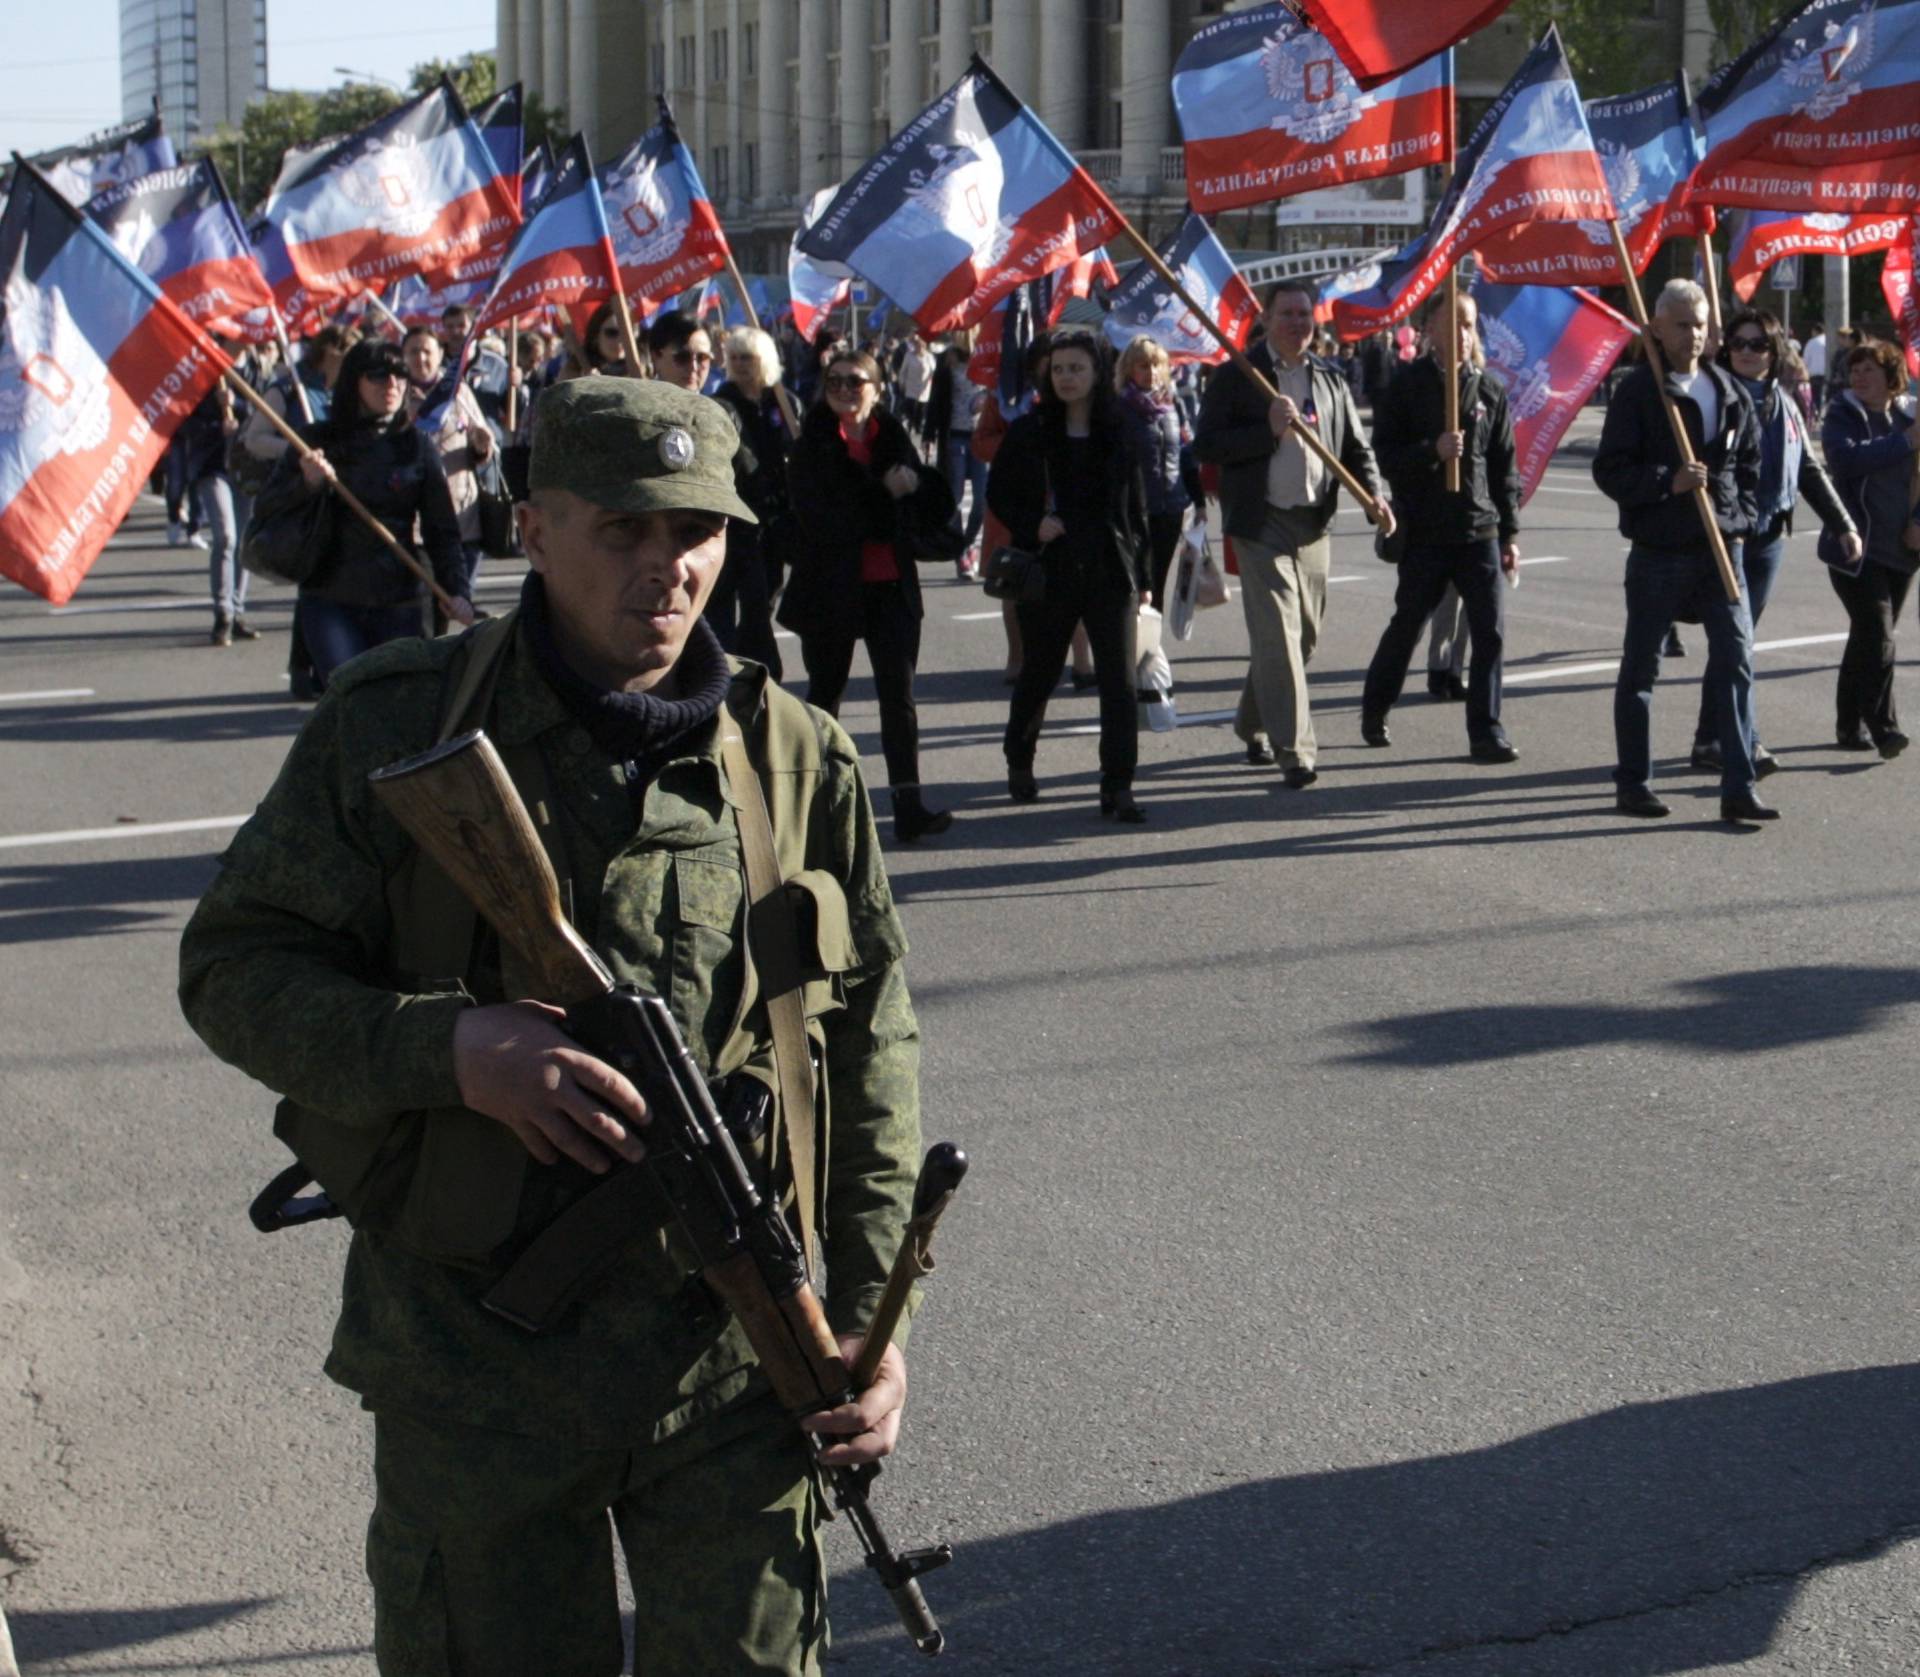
[471,135,618,333]
[1102,215,1260,365]
[1173,5,1452,213]
[25,111,176,204]
[472,85,525,213]
[1472,279,1637,504]
[83,160,276,341]
[0,161,229,604]
[1296,0,1515,90]
[1727,207,1907,299]
[1692,0,1920,214]
[795,56,1123,336]
[1480,76,1713,286]
[263,79,518,297]
[521,141,556,215]
[1330,26,1615,339]
[789,184,853,343]
[1046,247,1119,325]
[600,103,730,316]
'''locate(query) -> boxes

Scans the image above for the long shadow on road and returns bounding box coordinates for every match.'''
[1335,963,1920,1065]
[0,854,220,946]
[828,1365,1920,1676]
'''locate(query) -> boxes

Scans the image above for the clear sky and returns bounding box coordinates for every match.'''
[4,0,496,163]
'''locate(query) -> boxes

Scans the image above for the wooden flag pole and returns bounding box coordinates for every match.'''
[1442,97,1462,495]
[721,247,804,437]
[1698,231,1725,344]
[222,363,463,618]
[1113,209,1387,524]
[611,285,646,375]
[1443,267,1463,495]
[506,319,519,434]
[1608,221,1741,604]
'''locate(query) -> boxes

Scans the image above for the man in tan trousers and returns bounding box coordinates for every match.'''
[1195,281,1389,787]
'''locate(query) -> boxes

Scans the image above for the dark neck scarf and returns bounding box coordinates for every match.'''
[518,573,733,784]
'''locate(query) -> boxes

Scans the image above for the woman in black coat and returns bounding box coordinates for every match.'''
[987,327,1152,821]
[711,326,795,679]
[784,347,952,841]
[250,338,472,689]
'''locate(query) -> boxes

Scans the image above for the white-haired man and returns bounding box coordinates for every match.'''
[1594,279,1768,822]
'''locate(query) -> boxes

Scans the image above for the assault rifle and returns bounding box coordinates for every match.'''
[367,730,964,1655]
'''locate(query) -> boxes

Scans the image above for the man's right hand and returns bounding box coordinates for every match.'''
[298,451,337,491]
[1268,396,1300,438]
[1435,431,1466,462]
[1670,461,1710,496]
[453,1001,649,1173]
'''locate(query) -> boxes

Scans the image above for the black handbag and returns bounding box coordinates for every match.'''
[475,452,518,558]
[240,481,335,586]
[982,544,1045,602]
[982,461,1051,602]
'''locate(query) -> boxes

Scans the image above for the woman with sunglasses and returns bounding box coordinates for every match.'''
[249,338,473,690]
[988,327,1152,822]
[1704,309,1861,771]
[582,300,643,377]
[784,348,952,842]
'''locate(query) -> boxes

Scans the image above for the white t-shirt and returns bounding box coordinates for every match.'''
[1681,370,1719,439]
[1803,335,1827,377]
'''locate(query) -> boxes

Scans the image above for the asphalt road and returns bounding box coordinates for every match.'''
[4,411,1919,1676]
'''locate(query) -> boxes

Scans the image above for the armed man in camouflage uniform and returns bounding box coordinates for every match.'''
[179,379,922,1677]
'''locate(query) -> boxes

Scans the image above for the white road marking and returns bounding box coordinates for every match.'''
[1505,631,1850,687]
[0,688,94,703]
[1505,660,1621,686]
[952,610,1003,621]
[0,815,247,851]
[1057,706,1237,736]
[49,598,205,616]
[1518,556,1571,567]
[1327,574,1371,584]
[1528,484,1605,497]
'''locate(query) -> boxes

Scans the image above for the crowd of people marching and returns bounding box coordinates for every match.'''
[164,273,1920,837]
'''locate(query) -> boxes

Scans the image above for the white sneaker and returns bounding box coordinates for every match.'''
[188,531,210,549]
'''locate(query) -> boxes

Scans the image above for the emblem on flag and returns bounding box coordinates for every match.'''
[1260,29,1379,144]
[1783,8,1876,116]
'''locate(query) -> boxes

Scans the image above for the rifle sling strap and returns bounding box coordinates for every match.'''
[717,717,821,1276]
[478,701,823,1332]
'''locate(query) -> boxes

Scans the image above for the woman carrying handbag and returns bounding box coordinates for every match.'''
[783,347,954,842]
[987,328,1153,822]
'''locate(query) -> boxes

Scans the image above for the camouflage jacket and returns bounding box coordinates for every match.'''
[178,621,921,1448]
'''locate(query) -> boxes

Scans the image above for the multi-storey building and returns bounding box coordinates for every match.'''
[120,0,268,148]
[500,0,1715,273]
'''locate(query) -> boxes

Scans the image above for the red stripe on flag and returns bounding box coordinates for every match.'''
[912,176,1122,338]
[286,182,520,295]
[1691,154,1920,217]
[478,237,621,332]
[159,255,279,338]
[0,312,225,606]
[1300,0,1516,88]
[1334,149,1613,337]
[1184,91,1451,214]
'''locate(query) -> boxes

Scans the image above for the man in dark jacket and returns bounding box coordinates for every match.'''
[1194,280,1391,788]
[1594,279,1767,821]
[1360,292,1522,761]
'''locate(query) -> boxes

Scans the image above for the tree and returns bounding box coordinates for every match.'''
[200,51,566,218]
[1510,0,1669,99]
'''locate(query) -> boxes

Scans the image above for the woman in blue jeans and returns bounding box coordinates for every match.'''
[251,338,473,690]
[1697,308,1860,773]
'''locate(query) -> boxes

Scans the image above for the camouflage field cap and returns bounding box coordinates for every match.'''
[528,378,757,523]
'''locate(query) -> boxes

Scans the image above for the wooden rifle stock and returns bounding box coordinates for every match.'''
[852,1144,968,1391]
[368,730,610,1008]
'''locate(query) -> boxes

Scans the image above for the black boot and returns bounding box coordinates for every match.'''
[892,785,952,842]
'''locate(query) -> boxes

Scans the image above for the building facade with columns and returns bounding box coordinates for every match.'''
[498,0,1719,275]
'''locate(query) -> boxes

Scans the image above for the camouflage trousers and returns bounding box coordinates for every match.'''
[366,1398,827,1676]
